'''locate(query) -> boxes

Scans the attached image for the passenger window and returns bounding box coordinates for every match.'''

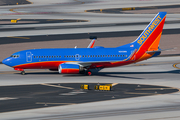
[34,56,35,58]
[44,56,46,58]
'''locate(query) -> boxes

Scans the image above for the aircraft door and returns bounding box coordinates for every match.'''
[26,52,32,62]
[75,54,80,60]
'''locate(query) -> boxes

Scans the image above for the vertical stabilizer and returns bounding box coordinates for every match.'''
[132,12,167,61]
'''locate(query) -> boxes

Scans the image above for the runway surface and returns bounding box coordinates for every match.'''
[1,0,180,120]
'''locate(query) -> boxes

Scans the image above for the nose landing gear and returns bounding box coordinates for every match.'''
[21,71,25,75]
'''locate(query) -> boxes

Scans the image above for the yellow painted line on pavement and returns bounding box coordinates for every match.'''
[36,102,75,105]
[112,83,118,86]
[173,62,180,69]
[26,0,34,4]
[7,36,30,39]
[41,83,74,90]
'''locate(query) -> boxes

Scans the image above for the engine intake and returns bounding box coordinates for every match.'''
[59,63,83,74]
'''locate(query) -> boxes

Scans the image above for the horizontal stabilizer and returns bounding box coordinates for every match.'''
[146,48,175,54]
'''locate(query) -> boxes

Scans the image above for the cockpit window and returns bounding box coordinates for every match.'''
[10,55,19,58]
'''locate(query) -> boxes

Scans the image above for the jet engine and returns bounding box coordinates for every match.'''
[58,63,84,74]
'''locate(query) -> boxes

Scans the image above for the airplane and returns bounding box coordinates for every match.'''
[3,12,167,76]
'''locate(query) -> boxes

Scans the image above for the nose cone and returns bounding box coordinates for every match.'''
[2,57,12,67]
[2,58,7,64]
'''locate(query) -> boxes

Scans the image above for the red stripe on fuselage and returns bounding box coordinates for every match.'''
[13,61,65,69]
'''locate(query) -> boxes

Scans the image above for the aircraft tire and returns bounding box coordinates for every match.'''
[21,71,25,75]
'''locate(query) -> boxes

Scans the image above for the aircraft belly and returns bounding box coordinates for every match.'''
[13,61,64,69]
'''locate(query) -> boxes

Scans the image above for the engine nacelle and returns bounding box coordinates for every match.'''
[58,63,83,74]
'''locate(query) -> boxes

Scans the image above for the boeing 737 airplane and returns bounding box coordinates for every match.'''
[3,12,167,75]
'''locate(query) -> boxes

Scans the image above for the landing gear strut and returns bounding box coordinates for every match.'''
[21,71,25,75]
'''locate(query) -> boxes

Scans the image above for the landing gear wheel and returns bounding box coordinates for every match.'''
[21,71,25,75]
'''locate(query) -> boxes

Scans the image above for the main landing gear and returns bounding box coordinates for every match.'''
[21,71,25,75]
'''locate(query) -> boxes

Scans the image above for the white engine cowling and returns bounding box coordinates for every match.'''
[58,63,83,74]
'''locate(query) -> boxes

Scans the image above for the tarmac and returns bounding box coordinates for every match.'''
[0,0,180,120]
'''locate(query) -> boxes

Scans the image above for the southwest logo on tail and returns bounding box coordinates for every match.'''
[2,12,167,75]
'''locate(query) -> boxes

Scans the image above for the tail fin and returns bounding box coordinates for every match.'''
[132,12,167,61]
